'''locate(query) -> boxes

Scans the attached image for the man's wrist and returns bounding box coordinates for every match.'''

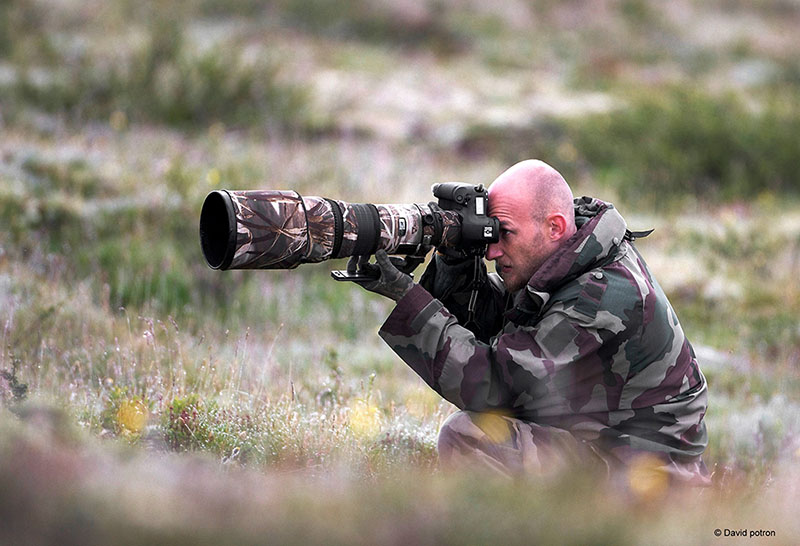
[390,277,414,302]
[381,284,438,335]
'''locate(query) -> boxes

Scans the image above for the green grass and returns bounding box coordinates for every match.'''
[570,88,800,206]
[1,0,309,129]
[3,0,800,543]
[458,88,800,208]
[652,202,800,359]
[2,405,799,545]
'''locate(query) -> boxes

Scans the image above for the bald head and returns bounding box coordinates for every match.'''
[485,160,577,291]
[488,160,575,225]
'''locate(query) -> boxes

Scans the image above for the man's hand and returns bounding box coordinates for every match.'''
[347,249,414,301]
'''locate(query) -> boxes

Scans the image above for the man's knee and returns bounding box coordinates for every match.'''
[437,410,602,476]
[437,410,523,475]
[437,410,479,457]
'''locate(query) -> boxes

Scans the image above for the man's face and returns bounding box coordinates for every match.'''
[485,187,555,293]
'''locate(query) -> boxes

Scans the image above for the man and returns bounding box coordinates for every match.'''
[353,160,709,483]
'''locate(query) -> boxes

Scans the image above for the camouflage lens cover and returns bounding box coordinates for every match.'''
[200,190,463,270]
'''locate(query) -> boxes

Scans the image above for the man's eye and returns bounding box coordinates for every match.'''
[501,229,512,236]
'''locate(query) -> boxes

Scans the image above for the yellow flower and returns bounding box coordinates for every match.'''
[405,387,439,419]
[348,398,382,439]
[628,454,669,501]
[117,399,148,434]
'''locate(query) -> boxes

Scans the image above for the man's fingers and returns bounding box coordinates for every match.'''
[374,249,395,272]
[345,249,413,301]
[347,255,375,274]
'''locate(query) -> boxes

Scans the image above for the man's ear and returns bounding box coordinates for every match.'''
[546,213,569,240]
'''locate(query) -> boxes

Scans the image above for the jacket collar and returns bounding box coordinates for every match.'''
[508,197,628,318]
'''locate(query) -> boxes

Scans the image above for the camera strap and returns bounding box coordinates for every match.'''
[465,255,484,329]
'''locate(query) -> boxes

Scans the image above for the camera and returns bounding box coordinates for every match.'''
[199,183,499,271]
[432,182,499,255]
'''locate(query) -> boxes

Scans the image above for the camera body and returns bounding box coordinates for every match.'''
[432,182,499,254]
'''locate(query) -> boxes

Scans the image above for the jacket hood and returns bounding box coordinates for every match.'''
[513,197,628,314]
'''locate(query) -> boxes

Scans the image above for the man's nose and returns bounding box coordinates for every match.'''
[485,242,502,261]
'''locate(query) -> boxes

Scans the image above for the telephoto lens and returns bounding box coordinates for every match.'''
[199,190,463,270]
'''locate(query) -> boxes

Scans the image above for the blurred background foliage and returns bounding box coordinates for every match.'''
[2,0,800,543]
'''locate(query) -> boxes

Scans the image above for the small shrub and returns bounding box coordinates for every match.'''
[0,0,52,60]
[569,87,800,205]
[0,3,10,56]
[668,214,800,358]
[163,393,266,463]
[194,0,268,17]
[460,87,800,207]
[1,148,254,319]
[13,45,308,129]
[277,0,468,53]
[5,10,309,129]
[163,393,207,450]
[21,154,107,198]
[0,361,28,406]
[456,120,567,168]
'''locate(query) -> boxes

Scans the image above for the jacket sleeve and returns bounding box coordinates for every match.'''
[379,284,605,415]
[417,253,507,344]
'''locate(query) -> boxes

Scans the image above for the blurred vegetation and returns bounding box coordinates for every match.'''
[0,0,308,128]
[668,208,800,360]
[2,0,800,542]
[459,88,800,207]
[8,410,761,546]
[275,0,468,53]
[571,88,800,206]
[0,149,241,319]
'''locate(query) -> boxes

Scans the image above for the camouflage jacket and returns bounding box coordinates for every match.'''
[379,197,709,480]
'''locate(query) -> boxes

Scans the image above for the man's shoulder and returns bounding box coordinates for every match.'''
[546,248,646,330]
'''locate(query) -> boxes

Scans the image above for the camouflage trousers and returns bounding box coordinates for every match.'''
[437,411,607,478]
